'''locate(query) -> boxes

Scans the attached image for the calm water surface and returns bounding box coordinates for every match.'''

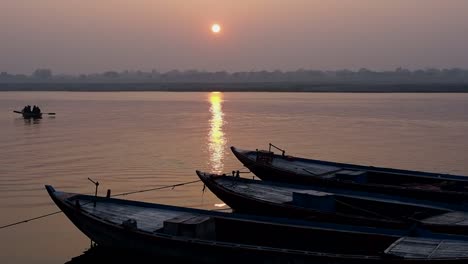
[1,92,468,263]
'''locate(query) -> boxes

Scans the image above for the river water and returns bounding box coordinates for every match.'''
[1,91,468,263]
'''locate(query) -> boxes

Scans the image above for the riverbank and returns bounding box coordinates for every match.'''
[1,82,468,92]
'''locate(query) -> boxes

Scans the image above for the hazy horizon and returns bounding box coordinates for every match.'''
[2,0,468,74]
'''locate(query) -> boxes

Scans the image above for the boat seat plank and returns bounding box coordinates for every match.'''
[422,212,468,226]
[385,237,468,259]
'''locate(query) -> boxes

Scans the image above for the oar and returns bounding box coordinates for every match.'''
[13,110,22,114]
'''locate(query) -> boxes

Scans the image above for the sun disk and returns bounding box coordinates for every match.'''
[211,24,221,34]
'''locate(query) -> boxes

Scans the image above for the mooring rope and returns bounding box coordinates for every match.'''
[112,179,201,197]
[0,210,63,229]
[0,179,202,230]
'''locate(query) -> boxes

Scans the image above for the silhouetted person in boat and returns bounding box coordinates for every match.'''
[24,105,32,113]
[30,105,41,114]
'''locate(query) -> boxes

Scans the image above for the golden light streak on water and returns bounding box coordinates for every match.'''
[208,92,226,173]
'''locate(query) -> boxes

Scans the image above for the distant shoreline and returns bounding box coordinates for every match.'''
[1,82,468,92]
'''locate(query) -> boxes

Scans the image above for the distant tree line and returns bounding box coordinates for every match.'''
[1,68,468,84]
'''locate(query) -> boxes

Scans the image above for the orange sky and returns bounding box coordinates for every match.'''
[1,0,468,73]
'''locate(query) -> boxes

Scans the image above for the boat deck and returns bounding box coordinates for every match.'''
[422,212,468,226]
[385,237,468,258]
[79,199,183,232]
[245,152,340,177]
[217,177,296,204]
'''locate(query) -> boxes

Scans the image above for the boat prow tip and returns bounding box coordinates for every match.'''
[230,146,242,155]
[45,185,56,195]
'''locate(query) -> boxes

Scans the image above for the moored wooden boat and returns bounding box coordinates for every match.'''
[47,185,468,263]
[197,171,468,236]
[231,146,468,203]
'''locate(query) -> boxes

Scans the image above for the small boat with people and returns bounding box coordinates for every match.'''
[13,105,55,119]
[197,171,468,236]
[231,145,468,203]
[46,185,468,263]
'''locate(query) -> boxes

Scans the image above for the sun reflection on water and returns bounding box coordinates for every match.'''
[208,92,226,173]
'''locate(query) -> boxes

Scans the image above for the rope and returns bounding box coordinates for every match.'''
[0,211,62,229]
[0,179,202,230]
[111,180,201,197]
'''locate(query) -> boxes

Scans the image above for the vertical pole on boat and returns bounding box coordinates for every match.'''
[269,143,286,156]
[87,178,99,207]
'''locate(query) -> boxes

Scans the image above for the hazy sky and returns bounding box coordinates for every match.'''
[1,0,468,74]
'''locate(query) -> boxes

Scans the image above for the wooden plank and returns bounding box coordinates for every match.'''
[79,199,183,232]
[217,178,294,203]
[422,212,468,225]
[385,237,468,259]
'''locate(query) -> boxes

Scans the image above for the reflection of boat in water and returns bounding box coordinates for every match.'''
[47,185,468,263]
[231,145,468,203]
[197,171,468,236]
[14,111,43,119]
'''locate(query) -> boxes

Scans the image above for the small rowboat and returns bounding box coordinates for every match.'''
[197,171,468,236]
[13,110,55,119]
[231,146,468,203]
[13,110,42,119]
[46,185,468,263]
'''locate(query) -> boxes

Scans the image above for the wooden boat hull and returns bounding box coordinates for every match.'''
[231,146,468,203]
[46,185,468,263]
[197,171,468,236]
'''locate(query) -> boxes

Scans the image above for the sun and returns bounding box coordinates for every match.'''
[211,24,221,34]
